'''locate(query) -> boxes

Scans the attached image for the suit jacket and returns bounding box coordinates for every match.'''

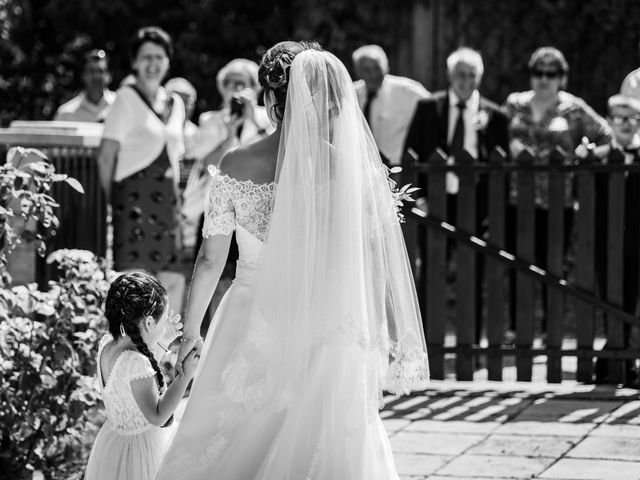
[403,90,509,165]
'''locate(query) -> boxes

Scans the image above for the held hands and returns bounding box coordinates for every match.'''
[176,335,204,377]
[181,349,200,380]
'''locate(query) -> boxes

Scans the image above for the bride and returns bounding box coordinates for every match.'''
[156,41,429,479]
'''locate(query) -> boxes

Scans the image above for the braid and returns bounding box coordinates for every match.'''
[127,323,165,390]
[104,271,168,391]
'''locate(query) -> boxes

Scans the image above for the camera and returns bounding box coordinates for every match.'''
[230,96,245,116]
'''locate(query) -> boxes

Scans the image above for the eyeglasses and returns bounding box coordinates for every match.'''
[609,114,640,126]
[531,69,562,79]
[224,79,250,90]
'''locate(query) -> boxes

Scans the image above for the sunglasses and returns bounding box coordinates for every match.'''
[609,114,640,126]
[531,69,562,79]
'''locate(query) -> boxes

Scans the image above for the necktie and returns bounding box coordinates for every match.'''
[364,89,377,124]
[450,101,466,159]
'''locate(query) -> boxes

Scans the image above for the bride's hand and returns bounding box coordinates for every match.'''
[176,336,203,376]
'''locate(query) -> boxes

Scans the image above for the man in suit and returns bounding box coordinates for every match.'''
[352,45,429,166]
[404,47,509,344]
[588,94,640,387]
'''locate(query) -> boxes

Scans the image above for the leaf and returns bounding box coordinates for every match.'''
[63,177,84,194]
[0,206,13,216]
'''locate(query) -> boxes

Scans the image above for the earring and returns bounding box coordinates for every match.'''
[120,323,126,337]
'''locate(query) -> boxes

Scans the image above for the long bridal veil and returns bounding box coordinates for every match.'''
[248,49,429,415]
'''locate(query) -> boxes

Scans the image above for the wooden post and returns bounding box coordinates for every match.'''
[516,150,535,381]
[401,148,420,276]
[546,148,566,383]
[486,147,506,380]
[575,153,596,383]
[606,149,626,383]
[455,150,477,381]
[426,148,447,379]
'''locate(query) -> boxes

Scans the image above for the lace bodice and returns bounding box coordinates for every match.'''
[202,166,275,270]
[97,335,157,434]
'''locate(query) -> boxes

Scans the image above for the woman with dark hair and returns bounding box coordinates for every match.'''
[503,46,611,335]
[157,40,429,479]
[84,272,197,480]
[97,26,186,315]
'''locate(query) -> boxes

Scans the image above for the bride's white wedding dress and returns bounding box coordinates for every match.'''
[158,169,398,479]
[157,49,429,479]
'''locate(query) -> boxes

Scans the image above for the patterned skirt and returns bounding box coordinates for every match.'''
[112,148,182,273]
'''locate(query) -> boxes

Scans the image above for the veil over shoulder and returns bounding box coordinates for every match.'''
[157,48,429,480]
[250,49,429,410]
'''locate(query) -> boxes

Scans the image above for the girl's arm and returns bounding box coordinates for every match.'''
[130,350,199,427]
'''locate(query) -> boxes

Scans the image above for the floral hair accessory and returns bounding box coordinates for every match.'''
[264,51,296,90]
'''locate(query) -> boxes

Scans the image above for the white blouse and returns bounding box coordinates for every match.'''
[103,86,185,182]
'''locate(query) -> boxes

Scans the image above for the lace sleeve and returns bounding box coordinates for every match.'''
[202,167,235,238]
[125,352,156,382]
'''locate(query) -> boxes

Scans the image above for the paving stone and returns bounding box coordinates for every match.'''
[384,418,412,435]
[405,419,502,434]
[390,431,486,455]
[539,458,640,479]
[493,420,596,437]
[514,399,621,423]
[566,436,640,461]
[394,453,451,476]
[467,434,577,458]
[605,400,640,423]
[437,454,555,478]
[427,477,522,480]
[590,423,640,438]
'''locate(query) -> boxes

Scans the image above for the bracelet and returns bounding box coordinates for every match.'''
[180,335,202,343]
[157,343,170,353]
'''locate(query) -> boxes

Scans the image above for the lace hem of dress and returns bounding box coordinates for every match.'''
[384,335,430,396]
[202,212,235,238]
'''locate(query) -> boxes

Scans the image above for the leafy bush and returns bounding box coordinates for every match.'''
[0,147,84,287]
[0,147,111,479]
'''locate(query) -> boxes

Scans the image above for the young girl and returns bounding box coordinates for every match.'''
[84,272,199,480]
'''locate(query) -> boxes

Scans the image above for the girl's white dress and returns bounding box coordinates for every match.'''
[84,335,170,480]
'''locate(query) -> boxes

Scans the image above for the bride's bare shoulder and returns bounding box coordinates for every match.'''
[219,136,277,184]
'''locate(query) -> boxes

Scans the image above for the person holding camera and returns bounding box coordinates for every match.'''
[193,58,273,167]
[182,58,273,260]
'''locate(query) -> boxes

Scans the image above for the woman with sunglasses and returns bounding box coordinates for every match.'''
[503,46,611,339]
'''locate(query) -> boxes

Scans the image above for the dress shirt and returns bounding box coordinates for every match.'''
[54,90,116,122]
[355,75,429,165]
[447,89,480,159]
[193,106,273,160]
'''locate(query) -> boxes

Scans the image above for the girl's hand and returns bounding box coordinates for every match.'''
[182,349,200,380]
[161,309,183,345]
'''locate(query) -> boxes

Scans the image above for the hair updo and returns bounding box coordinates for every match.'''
[104,272,168,391]
[258,40,322,122]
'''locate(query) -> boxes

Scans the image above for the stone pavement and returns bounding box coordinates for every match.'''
[383,381,640,480]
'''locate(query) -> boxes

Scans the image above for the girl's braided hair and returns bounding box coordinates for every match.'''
[258,40,322,122]
[104,272,168,391]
